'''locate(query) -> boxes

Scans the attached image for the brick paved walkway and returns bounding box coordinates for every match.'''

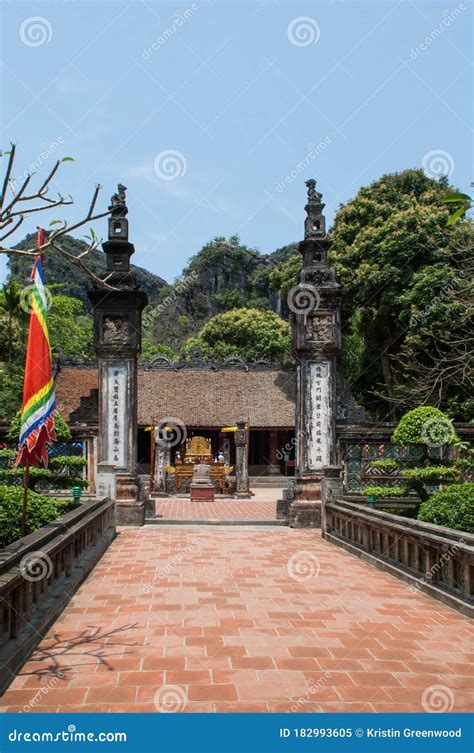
[1,527,472,713]
[154,498,277,520]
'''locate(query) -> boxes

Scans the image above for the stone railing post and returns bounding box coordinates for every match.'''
[321,465,343,536]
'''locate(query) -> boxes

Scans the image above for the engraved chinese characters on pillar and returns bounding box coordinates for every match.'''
[306,360,331,472]
[108,366,126,466]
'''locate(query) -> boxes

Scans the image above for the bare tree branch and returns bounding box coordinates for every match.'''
[0,144,119,290]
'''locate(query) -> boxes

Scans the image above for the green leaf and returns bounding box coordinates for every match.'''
[49,219,62,226]
[61,157,75,162]
[440,193,471,203]
[446,206,468,225]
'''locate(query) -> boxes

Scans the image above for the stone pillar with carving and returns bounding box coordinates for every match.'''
[153,446,170,495]
[88,185,148,525]
[234,420,250,497]
[288,179,342,528]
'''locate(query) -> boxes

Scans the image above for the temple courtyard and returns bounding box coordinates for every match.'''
[0,524,472,714]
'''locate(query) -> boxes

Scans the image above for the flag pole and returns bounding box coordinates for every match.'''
[21,460,30,537]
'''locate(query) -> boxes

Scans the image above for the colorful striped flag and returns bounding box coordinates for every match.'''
[15,230,56,467]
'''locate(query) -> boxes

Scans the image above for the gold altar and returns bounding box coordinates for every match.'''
[170,436,233,493]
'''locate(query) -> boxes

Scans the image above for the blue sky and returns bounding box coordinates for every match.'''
[1,0,472,284]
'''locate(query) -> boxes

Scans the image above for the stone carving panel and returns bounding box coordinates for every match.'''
[306,313,334,346]
[103,316,132,345]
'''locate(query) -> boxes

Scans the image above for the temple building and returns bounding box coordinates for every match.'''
[54,355,366,492]
[55,360,295,487]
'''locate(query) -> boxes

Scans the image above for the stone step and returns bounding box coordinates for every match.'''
[249,477,288,488]
[144,518,287,526]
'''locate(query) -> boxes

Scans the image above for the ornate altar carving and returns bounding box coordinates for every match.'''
[184,436,212,462]
[170,435,233,493]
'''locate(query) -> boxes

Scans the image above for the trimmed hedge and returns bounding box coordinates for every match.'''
[417,483,474,533]
[0,487,77,549]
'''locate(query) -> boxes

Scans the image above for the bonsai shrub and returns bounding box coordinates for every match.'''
[370,459,398,472]
[417,483,474,533]
[0,486,75,548]
[362,485,406,498]
[392,405,458,448]
[364,407,463,505]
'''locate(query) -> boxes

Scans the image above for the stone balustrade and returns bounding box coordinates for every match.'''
[0,497,115,693]
[324,497,473,617]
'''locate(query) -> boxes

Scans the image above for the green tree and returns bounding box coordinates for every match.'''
[47,294,94,359]
[329,169,471,419]
[182,308,291,363]
[269,253,303,309]
[0,363,24,422]
[0,280,25,362]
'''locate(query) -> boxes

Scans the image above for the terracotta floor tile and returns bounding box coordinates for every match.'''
[1,526,472,713]
[188,684,237,701]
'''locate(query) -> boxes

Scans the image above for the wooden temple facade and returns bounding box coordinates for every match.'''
[54,360,301,491]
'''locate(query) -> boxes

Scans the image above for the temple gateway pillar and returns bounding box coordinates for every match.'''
[288,179,342,528]
[88,184,148,525]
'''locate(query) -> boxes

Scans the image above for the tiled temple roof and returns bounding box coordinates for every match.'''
[56,365,296,429]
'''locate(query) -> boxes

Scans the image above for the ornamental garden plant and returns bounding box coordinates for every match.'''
[0,410,86,547]
[363,406,473,532]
